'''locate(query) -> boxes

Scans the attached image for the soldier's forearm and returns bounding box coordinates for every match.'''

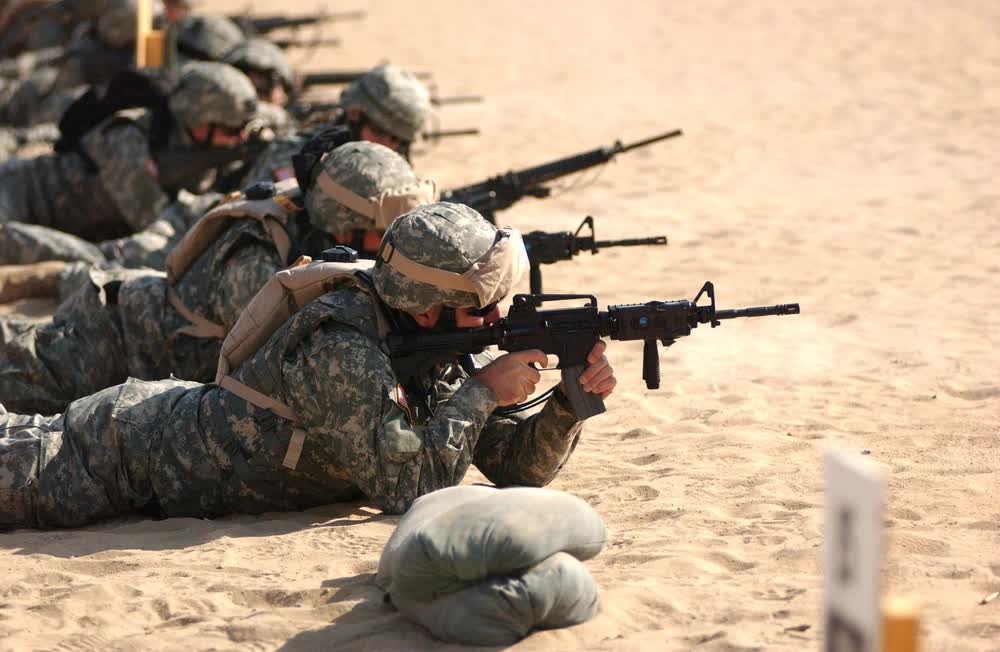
[474,388,584,488]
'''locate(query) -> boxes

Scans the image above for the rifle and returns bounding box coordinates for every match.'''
[430,95,483,106]
[387,282,800,419]
[155,139,270,190]
[523,216,668,293]
[441,129,683,222]
[270,36,341,50]
[422,128,480,141]
[298,69,432,88]
[232,11,366,35]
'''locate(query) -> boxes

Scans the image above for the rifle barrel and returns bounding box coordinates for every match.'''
[246,11,366,33]
[272,36,342,49]
[431,95,483,106]
[302,70,432,87]
[715,304,801,320]
[593,235,668,248]
[619,129,683,153]
[422,128,480,140]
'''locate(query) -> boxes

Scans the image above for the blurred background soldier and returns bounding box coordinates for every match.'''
[0,0,142,128]
[0,61,258,241]
[224,37,295,132]
[0,0,107,58]
[0,63,434,279]
[171,13,245,66]
[337,63,431,158]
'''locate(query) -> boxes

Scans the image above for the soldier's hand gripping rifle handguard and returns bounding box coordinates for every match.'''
[441,129,683,223]
[389,282,800,419]
[523,215,668,293]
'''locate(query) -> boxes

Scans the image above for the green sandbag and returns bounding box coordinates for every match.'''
[390,552,599,646]
[376,485,606,645]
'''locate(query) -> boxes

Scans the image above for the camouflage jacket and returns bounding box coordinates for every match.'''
[0,108,181,239]
[0,285,583,528]
[154,284,583,517]
[118,202,338,382]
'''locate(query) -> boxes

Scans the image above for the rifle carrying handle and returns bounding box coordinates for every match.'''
[560,364,606,419]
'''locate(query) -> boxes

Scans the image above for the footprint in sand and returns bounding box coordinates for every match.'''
[628,453,665,466]
[617,427,657,441]
[895,534,951,557]
[701,551,756,572]
[631,485,661,501]
[54,633,113,652]
[941,385,1000,401]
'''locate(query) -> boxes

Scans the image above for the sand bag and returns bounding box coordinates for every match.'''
[375,485,606,645]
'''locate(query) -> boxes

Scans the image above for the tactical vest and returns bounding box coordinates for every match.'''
[163,178,304,339]
[212,256,385,469]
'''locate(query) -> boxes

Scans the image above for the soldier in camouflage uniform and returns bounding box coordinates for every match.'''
[0,61,257,243]
[0,0,107,59]
[0,64,432,281]
[0,139,433,414]
[0,0,140,129]
[0,202,617,528]
[225,37,293,110]
[172,13,245,65]
[335,63,432,159]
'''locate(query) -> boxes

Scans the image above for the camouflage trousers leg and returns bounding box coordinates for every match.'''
[0,272,130,414]
[0,382,158,530]
[0,222,107,265]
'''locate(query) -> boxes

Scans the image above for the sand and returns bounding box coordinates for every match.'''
[2,0,998,649]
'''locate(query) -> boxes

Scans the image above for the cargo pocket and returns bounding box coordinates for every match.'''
[380,400,425,464]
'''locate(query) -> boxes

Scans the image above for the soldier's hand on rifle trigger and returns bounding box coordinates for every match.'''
[574,340,617,399]
[475,349,548,406]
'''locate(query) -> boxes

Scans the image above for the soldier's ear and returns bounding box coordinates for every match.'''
[410,307,440,328]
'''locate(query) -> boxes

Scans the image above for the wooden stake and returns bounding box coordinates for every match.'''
[135,0,153,67]
[882,595,919,652]
[144,30,164,68]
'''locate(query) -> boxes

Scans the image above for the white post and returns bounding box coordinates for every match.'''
[823,449,885,652]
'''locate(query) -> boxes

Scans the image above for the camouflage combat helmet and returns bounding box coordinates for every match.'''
[168,61,257,129]
[96,0,137,48]
[373,202,528,314]
[340,64,431,143]
[305,141,419,235]
[174,14,245,62]
[224,38,293,91]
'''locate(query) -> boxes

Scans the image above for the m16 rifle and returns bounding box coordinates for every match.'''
[440,129,683,223]
[270,36,341,50]
[298,69,432,89]
[155,137,270,191]
[231,11,366,35]
[387,282,800,419]
[422,128,480,141]
[523,216,668,293]
[430,95,483,106]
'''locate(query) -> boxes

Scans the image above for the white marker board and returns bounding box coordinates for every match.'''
[824,449,885,652]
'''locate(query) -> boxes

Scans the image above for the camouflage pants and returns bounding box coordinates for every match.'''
[0,192,215,271]
[0,378,199,530]
[0,268,220,414]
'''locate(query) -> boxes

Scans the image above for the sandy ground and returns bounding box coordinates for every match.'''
[2,0,999,649]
